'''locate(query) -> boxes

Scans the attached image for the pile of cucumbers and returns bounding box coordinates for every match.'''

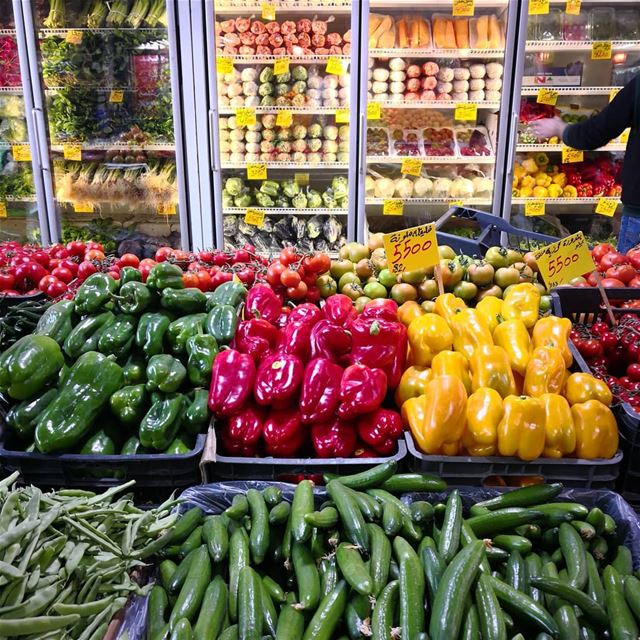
[148,462,640,640]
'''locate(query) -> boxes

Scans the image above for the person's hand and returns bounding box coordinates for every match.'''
[530,116,567,141]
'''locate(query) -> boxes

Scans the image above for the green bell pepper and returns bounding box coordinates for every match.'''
[74,273,119,315]
[136,312,173,358]
[35,351,124,454]
[139,394,186,451]
[120,266,142,285]
[80,430,117,455]
[34,300,75,344]
[6,388,58,439]
[186,334,218,386]
[161,288,207,313]
[98,314,138,359]
[206,305,238,345]
[63,311,115,359]
[146,355,187,393]
[116,281,153,315]
[184,388,210,434]
[123,354,146,385]
[147,262,184,292]
[121,436,148,455]
[204,292,217,311]
[110,384,148,426]
[0,335,64,400]
[209,281,247,309]
[164,433,194,455]
[167,313,207,355]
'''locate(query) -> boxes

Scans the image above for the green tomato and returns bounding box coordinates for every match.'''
[506,249,524,265]
[378,269,398,289]
[494,267,520,289]
[485,246,510,269]
[401,268,427,285]
[340,242,370,263]
[363,281,388,299]
[421,300,436,313]
[390,283,418,304]
[370,248,387,272]
[477,285,503,301]
[439,260,464,289]
[467,261,495,287]
[453,281,478,302]
[317,275,337,298]
[354,296,372,313]
[338,271,361,290]
[539,295,552,313]
[418,279,439,301]
[330,259,354,280]
[438,245,456,260]
[342,282,364,301]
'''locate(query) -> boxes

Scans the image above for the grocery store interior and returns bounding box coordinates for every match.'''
[1,1,640,639]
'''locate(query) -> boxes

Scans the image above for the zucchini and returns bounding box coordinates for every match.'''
[262,486,282,508]
[382,500,402,537]
[525,553,544,605]
[159,560,177,593]
[276,599,305,640]
[586,554,605,607]
[319,556,338,600]
[260,579,277,636]
[246,490,269,565]
[168,548,198,594]
[170,619,192,640]
[570,520,596,541]
[586,508,605,536]
[345,592,371,640]
[421,545,445,601]
[367,489,422,543]
[169,508,204,545]
[179,526,203,559]
[506,550,526,593]
[328,462,397,490]
[202,515,229,563]
[624,575,640,621]
[493,535,532,556]
[590,536,608,562]
[147,586,169,640]
[612,545,633,576]
[268,501,290,526]
[410,501,435,525]
[305,507,339,529]
[462,603,481,640]
[228,527,250,622]
[262,575,286,604]
[225,496,249,521]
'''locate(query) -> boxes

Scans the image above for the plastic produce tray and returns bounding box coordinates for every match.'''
[435,206,487,255]
[0,291,45,315]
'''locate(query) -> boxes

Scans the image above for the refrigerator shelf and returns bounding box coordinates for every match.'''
[516,143,627,152]
[39,28,168,36]
[371,0,508,5]
[0,29,16,36]
[220,161,348,169]
[223,208,348,216]
[0,87,22,93]
[50,143,175,152]
[373,101,501,110]
[367,155,496,165]
[214,3,351,14]
[521,86,622,96]
[365,197,492,206]
[219,55,350,65]
[512,197,620,206]
[370,48,505,59]
[3,196,37,203]
[526,40,640,52]
[218,106,346,115]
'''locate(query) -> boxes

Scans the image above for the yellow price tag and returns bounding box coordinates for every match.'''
[562,145,583,163]
[109,89,124,103]
[65,30,83,45]
[325,57,344,75]
[273,57,290,75]
[294,173,309,186]
[261,2,276,20]
[335,109,349,124]
[235,107,257,127]
[609,88,621,102]
[592,41,612,60]
[73,201,93,213]
[383,200,404,216]
[529,0,550,14]
[247,163,267,180]
[367,102,381,120]
[401,158,423,177]
[383,223,440,275]
[534,231,595,289]
[453,0,474,17]
[620,129,630,144]
[63,143,82,161]
[525,200,546,217]
[276,110,293,127]
[595,197,619,217]
[536,88,558,106]
[454,103,478,121]
[157,203,177,216]
[449,200,464,208]
[216,57,234,75]
[11,145,31,162]
[566,0,581,15]
[0,203,6,218]
[244,208,265,228]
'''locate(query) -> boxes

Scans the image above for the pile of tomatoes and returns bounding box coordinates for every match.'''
[264,247,331,303]
[576,243,640,289]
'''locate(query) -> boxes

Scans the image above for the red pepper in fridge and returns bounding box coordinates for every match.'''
[311,418,357,458]
[208,349,256,417]
[276,321,312,361]
[287,303,323,328]
[356,408,403,455]
[262,408,307,456]
[245,284,282,323]
[219,403,264,456]
[299,358,343,424]
[254,353,304,406]
[337,364,387,420]
[234,318,279,363]
[361,298,399,322]
[322,294,357,326]
[309,320,352,362]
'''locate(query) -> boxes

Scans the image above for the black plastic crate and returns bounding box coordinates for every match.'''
[434,207,486,255]
[618,418,640,509]
[0,291,45,315]
[476,212,558,253]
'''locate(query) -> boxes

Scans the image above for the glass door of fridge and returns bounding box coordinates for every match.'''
[207,0,360,256]
[22,0,189,256]
[359,0,515,243]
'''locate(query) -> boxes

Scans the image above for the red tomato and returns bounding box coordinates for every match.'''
[592,243,615,263]
[211,271,233,289]
[266,262,285,287]
[77,261,98,282]
[28,262,48,283]
[304,251,331,274]
[59,259,78,275]
[280,268,301,288]
[0,272,15,290]
[629,276,640,288]
[51,267,73,284]
[587,271,603,287]
[600,251,627,270]
[173,250,191,263]
[46,279,68,297]
[187,262,201,272]
[600,277,625,288]
[38,275,58,292]
[182,272,199,288]
[31,250,50,268]
[606,264,636,284]
[65,241,86,257]
[139,258,157,268]
[213,252,231,266]
[155,247,174,262]
[306,285,321,304]
[279,247,298,266]
[49,244,69,259]
[139,264,153,283]
[196,270,212,291]
[198,250,215,263]
[286,281,308,300]
[85,249,105,261]
[233,249,250,263]
[236,267,255,286]
[118,253,140,268]
[580,338,604,358]
[107,270,120,280]
[627,248,640,270]
[85,241,104,253]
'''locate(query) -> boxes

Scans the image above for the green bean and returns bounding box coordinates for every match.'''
[0,562,23,581]
[0,614,80,636]
[0,472,19,490]
[53,595,115,617]
[1,583,60,619]
[0,494,20,534]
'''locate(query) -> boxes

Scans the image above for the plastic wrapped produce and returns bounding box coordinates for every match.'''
[485,62,503,79]
[373,68,390,82]
[454,68,471,81]
[469,64,486,79]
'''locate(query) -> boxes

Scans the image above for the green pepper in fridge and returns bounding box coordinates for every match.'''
[161,288,208,314]
[63,311,115,359]
[136,311,173,358]
[167,314,207,355]
[110,384,148,426]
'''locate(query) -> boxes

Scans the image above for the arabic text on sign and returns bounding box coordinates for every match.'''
[454,103,478,121]
[595,197,619,217]
[566,0,581,15]
[65,30,83,44]
[247,163,268,180]
[325,57,344,76]
[383,223,440,275]
[525,200,546,217]
[244,209,265,228]
[400,158,423,177]
[11,145,31,162]
[529,0,550,15]
[383,200,404,216]
[261,3,276,20]
[335,109,349,123]
[273,57,290,76]
[63,144,82,161]
[73,202,94,213]
[109,90,124,103]
[367,102,381,120]
[0,203,6,218]
[157,203,177,216]
[216,57,234,74]
[533,231,595,289]
[561,146,583,163]
[452,0,475,17]
[592,41,612,60]
[235,107,257,127]
[276,110,293,127]
[536,88,558,106]
[294,173,309,186]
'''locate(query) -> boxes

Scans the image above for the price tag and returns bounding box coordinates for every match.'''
[566,0,581,15]
[247,163,267,180]
[620,128,630,144]
[536,88,558,106]
[595,197,619,217]
[453,0,474,17]
[63,143,82,161]
[261,2,276,20]
[73,202,94,213]
[609,88,621,102]
[592,41,612,60]
[533,231,595,289]
[109,89,124,103]
[157,203,177,216]
[454,103,477,121]
[11,145,31,162]
[335,109,349,123]
[449,200,464,208]
[525,200,546,216]
[562,145,583,163]
[401,158,423,177]
[294,173,309,185]
[273,57,290,75]
[0,203,6,218]
[244,208,265,227]
[383,223,440,275]
[235,107,256,127]
[383,199,404,216]
[65,30,83,44]
[367,102,381,120]
[276,110,293,127]
[216,57,234,75]
[529,0,550,15]
[325,57,344,76]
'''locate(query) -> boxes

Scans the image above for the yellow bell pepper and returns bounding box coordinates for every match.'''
[476,296,503,334]
[497,395,546,461]
[552,173,567,187]
[563,185,578,198]
[540,393,576,458]
[394,366,432,408]
[564,372,613,406]
[523,346,567,397]
[449,308,494,360]
[501,283,541,329]
[571,400,619,459]
[532,316,573,367]
[470,344,517,398]
[547,184,563,198]
[522,158,538,174]
[397,301,425,327]
[462,387,503,456]
[401,375,467,455]
[407,313,453,367]
[431,350,471,393]
[434,293,467,326]
[493,319,532,376]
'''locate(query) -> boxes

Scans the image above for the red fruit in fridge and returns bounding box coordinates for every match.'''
[587,271,602,287]
[280,268,301,288]
[600,278,625,288]
[38,275,57,292]
[627,248,640,270]
[601,332,618,351]
[59,259,78,275]
[155,247,174,262]
[118,253,140,268]
[600,252,627,270]
[45,279,68,297]
[605,264,636,284]
[579,339,603,358]
[279,247,298,266]
[266,262,286,287]
[287,281,308,301]
[85,241,104,253]
[591,321,609,335]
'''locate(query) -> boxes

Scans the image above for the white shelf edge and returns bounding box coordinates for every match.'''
[365,197,492,205]
[526,40,640,52]
[521,86,620,96]
[373,101,501,110]
[223,208,348,215]
[370,48,505,59]
[221,162,349,169]
[51,143,176,152]
[218,106,346,115]
[515,143,627,152]
[214,4,351,14]
[216,54,350,64]
[367,155,496,164]
[512,197,620,205]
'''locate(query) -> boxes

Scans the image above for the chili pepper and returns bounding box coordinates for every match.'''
[184,389,210,433]
[119,266,142,285]
[109,384,148,426]
[431,350,471,394]
[146,354,187,393]
[462,387,503,456]
[136,312,173,358]
[356,408,403,455]
[540,393,576,458]
[210,280,247,309]
[434,293,466,325]
[470,344,517,399]
[35,351,124,454]
[571,400,618,459]
[322,294,357,326]
[0,335,64,400]
[299,358,343,424]
[497,395,545,461]
[276,321,311,361]
[523,347,567,397]
[394,365,432,407]
[206,304,238,345]
[311,418,357,458]
[63,311,115,359]
[219,403,264,456]
[407,313,453,367]
[493,319,531,377]
[501,283,540,329]
[254,353,304,406]
[74,273,119,315]
[6,388,58,440]
[234,318,278,363]
[532,316,573,368]
[97,314,137,360]
[564,372,612,406]
[115,281,153,315]
[167,313,207,355]
[337,364,387,420]
[147,262,184,291]
[139,394,187,451]
[208,349,256,417]
[262,408,306,456]
[245,284,281,323]
[186,334,218,387]
[450,308,494,360]
[287,303,322,327]
[123,354,146,385]
[34,300,75,345]
[309,320,351,362]
[161,287,208,313]
[361,298,399,322]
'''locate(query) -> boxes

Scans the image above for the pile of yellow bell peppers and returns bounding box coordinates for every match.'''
[396,284,619,461]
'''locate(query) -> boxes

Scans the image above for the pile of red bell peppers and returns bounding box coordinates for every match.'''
[208,287,406,459]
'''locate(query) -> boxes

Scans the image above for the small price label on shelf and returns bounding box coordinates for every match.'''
[609,88,621,102]
[109,89,124,103]
[235,107,256,127]
[529,0,550,15]
[565,0,581,15]
[276,110,293,127]
[536,88,558,106]
[244,208,265,228]
[401,158,423,177]
[383,199,404,216]
[525,199,546,217]
[453,0,474,16]
[11,145,31,162]
[454,103,477,121]
[273,57,290,75]
[261,2,276,20]
[216,57,234,75]
[561,145,583,163]
[595,197,619,217]
[294,173,309,185]
[367,102,381,120]
[335,109,349,123]
[592,41,612,60]
[73,202,94,213]
[63,143,82,161]
[0,203,6,218]
[325,57,344,76]
[534,231,595,289]
[620,128,630,144]
[247,163,267,180]
[449,200,464,208]
[65,30,83,44]
[157,203,177,216]
[383,223,440,275]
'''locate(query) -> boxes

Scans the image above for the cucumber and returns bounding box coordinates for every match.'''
[246,489,269,565]
[367,523,391,598]
[525,553,544,605]
[438,490,462,564]
[225,496,249,521]
[218,626,238,640]
[169,508,204,545]
[260,578,277,636]
[586,554,605,607]
[460,521,491,574]
[160,560,178,593]
[262,575,286,604]
[291,480,314,544]
[228,527,250,622]
[506,550,526,593]
[462,603,480,640]
[148,586,169,640]
[604,565,639,640]
[329,462,397,490]
[169,619,192,640]
[276,600,305,640]
[475,484,563,511]
[168,548,198,594]
[371,580,399,640]
[327,480,369,550]
[319,556,338,600]
[570,520,596,541]
[193,576,227,640]
[169,546,211,629]
[559,523,587,590]
[624,575,640,621]
[603,513,617,536]
[421,545,445,601]
[410,501,434,525]
[475,573,507,640]
[586,508,605,536]
[515,524,542,540]
[292,542,320,610]
[345,487,383,522]
[395,536,426,640]
[590,536,608,562]
[305,507,339,529]
[493,535,533,556]
[379,473,446,493]
[302,580,348,640]
[179,526,203,559]
[541,527,560,551]
[202,515,229,563]
[579,626,597,640]
[238,566,262,640]
[466,508,543,537]
[533,503,589,526]
[336,542,373,596]
[382,500,402,537]
[268,501,290,526]
[612,546,633,576]
[345,592,371,640]
[367,489,422,543]
[262,486,282,508]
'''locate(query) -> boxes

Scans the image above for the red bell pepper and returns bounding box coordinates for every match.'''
[354,443,380,458]
[311,418,357,458]
[274,308,291,329]
[322,294,357,326]
[208,349,256,417]
[287,303,323,327]
[246,284,282,323]
[299,358,343,424]
[361,299,398,322]
[234,318,278,363]
[309,320,351,362]
[337,364,387,420]
[262,408,306,456]
[356,408,403,455]
[276,321,312,361]
[254,353,304,406]
[219,403,264,456]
